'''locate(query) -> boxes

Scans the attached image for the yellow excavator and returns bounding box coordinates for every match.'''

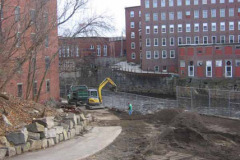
[86,77,117,109]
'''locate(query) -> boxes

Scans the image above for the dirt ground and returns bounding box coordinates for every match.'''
[83,108,240,160]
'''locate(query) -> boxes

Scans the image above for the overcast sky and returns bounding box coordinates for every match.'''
[58,0,140,37]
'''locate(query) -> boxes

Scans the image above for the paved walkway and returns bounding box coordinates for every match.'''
[8,126,122,160]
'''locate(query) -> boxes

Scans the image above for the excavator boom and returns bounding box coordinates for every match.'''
[98,78,117,103]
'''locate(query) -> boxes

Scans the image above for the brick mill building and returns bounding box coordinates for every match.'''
[1,0,60,101]
[126,0,240,78]
[58,37,126,71]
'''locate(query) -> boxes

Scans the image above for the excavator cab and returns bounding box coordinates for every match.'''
[88,89,100,106]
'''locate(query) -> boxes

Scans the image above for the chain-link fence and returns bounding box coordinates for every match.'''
[102,91,177,115]
[176,86,240,118]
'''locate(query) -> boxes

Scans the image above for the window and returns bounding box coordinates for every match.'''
[186,24,191,32]
[170,50,175,58]
[169,12,174,20]
[162,25,166,33]
[146,26,150,34]
[17,84,23,97]
[154,38,159,46]
[145,13,150,21]
[130,22,134,28]
[203,10,208,18]
[153,0,158,8]
[16,32,21,47]
[206,61,212,77]
[154,26,158,34]
[229,8,234,17]
[239,21,240,30]
[146,39,151,46]
[239,35,240,43]
[186,0,190,5]
[163,66,167,72]
[229,35,234,43]
[153,13,158,21]
[177,0,182,6]
[220,22,225,31]
[170,37,174,46]
[162,50,167,59]
[170,24,174,33]
[202,0,207,4]
[103,45,107,56]
[203,36,208,44]
[161,0,166,7]
[154,51,159,59]
[186,11,190,16]
[139,22,142,28]
[180,61,185,67]
[178,24,182,32]
[15,6,20,22]
[155,66,159,72]
[30,10,36,23]
[225,60,232,77]
[194,0,198,5]
[162,38,166,46]
[46,80,50,92]
[229,22,234,31]
[45,56,50,69]
[211,9,216,18]
[220,0,225,3]
[130,11,134,17]
[178,37,183,45]
[229,0,234,2]
[212,36,217,43]
[194,23,199,32]
[177,11,182,19]
[194,36,199,44]
[169,0,174,6]
[45,35,49,48]
[194,10,199,19]
[71,46,74,57]
[188,62,194,77]
[211,0,216,3]
[33,81,37,95]
[236,60,240,67]
[131,53,136,59]
[220,9,225,17]
[76,46,79,57]
[186,37,191,44]
[145,0,150,8]
[131,32,135,38]
[139,11,141,17]
[97,45,101,56]
[220,35,225,43]
[66,46,70,57]
[146,51,151,59]
[216,60,222,67]
[131,42,136,49]
[161,12,166,20]
[203,23,208,31]
[211,23,216,31]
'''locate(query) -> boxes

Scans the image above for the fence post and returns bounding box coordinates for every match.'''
[208,89,211,114]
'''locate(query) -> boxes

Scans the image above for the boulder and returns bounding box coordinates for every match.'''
[29,139,42,151]
[42,139,48,149]
[40,132,46,139]
[6,147,16,157]
[67,132,71,139]
[54,126,64,134]
[75,115,81,125]
[47,139,55,147]
[70,129,76,138]
[6,128,28,145]
[79,114,86,121]
[45,128,57,138]
[27,122,45,133]
[75,125,82,135]
[28,132,40,140]
[0,136,10,147]
[53,135,59,144]
[62,130,68,141]
[61,123,70,130]
[33,117,55,129]
[14,146,22,155]
[59,134,64,142]
[0,148,7,160]
[21,142,30,153]
[62,120,74,129]
[66,113,77,125]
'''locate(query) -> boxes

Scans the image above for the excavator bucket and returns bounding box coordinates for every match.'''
[110,86,117,92]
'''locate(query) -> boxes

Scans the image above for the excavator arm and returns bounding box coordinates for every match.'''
[98,78,117,103]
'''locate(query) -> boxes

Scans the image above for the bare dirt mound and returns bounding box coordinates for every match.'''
[150,109,183,124]
[0,94,58,136]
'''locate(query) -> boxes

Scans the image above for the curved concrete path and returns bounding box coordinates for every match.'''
[8,126,122,160]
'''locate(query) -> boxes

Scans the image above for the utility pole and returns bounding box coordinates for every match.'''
[120,31,123,57]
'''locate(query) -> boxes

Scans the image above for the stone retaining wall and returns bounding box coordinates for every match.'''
[0,112,93,159]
